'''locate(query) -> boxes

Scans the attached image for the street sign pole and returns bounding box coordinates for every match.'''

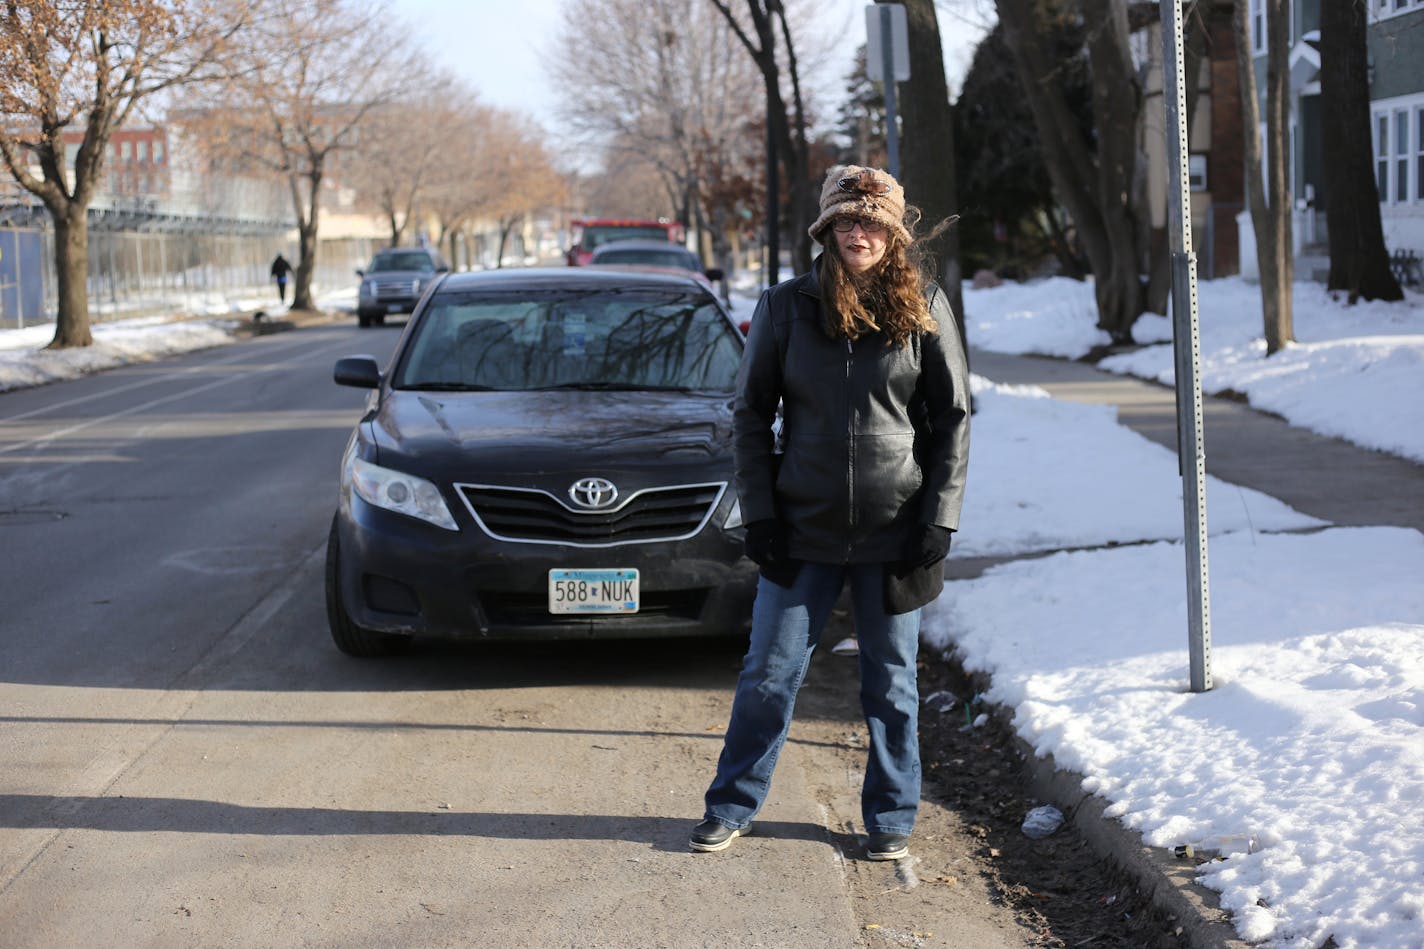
[879,5,900,178]
[865,4,910,179]
[1160,0,1213,692]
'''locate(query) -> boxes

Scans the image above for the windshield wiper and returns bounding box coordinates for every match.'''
[399,382,500,391]
[529,382,723,393]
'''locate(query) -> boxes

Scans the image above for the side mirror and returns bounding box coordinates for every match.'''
[355,268,365,277]
[334,355,381,389]
[705,268,725,282]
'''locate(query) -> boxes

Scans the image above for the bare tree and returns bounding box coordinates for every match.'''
[196,0,422,310]
[0,0,249,348]
[548,0,761,267]
[344,75,466,247]
[425,101,502,265]
[1320,0,1401,303]
[710,0,818,275]
[486,117,566,267]
[1233,0,1293,353]
[995,0,1151,343]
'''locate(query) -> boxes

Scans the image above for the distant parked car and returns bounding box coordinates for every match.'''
[326,266,757,656]
[355,247,448,327]
[588,239,724,289]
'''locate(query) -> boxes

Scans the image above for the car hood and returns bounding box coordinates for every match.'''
[370,389,735,473]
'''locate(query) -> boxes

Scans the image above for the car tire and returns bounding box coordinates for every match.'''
[375,314,386,326]
[325,515,411,658]
[358,312,371,328]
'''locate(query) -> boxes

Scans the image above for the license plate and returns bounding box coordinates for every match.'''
[548,568,639,614]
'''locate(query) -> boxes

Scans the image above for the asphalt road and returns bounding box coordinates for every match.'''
[0,321,1035,947]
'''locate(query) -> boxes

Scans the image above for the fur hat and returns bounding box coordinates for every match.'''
[807,165,911,244]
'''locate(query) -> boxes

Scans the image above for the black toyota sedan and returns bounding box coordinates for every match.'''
[326,266,758,656]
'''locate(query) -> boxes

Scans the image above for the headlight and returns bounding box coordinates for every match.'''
[346,454,458,530]
[723,497,743,530]
[359,280,374,298]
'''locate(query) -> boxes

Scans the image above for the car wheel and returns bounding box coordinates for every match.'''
[375,314,386,326]
[358,312,371,328]
[325,515,410,658]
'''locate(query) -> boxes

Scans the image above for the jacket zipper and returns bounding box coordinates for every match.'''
[845,336,855,561]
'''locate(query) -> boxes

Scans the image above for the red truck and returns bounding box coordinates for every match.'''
[565,218,685,266]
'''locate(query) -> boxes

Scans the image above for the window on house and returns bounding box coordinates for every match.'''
[1415,107,1424,203]
[1376,113,1389,201]
[1397,110,1411,202]
[1250,0,1265,54]
[1189,154,1208,191]
[153,141,164,163]
[137,140,147,161]
[120,141,131,161]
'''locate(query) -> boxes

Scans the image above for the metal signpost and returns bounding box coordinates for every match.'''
[1160,0,1213,692]
[865,3,910,178]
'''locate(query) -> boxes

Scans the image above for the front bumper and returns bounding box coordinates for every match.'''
[334,497,757,640]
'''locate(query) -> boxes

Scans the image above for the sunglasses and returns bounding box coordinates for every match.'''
[832,218,887,235]
[837,171,893,196]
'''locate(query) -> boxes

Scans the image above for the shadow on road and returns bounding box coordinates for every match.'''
[0,793,849,855]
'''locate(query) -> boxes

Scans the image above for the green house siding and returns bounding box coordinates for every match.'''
[1370,11,1424,101]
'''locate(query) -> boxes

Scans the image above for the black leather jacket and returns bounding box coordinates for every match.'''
[733,262,970,564]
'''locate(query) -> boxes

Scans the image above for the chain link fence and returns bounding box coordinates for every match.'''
[0,223,379,330]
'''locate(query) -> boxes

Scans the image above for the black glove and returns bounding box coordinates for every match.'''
[903,524,952,569]
[743,519,789,567]
[744,519,802,588]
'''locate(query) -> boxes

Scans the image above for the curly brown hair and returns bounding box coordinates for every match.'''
[816,211,941,347]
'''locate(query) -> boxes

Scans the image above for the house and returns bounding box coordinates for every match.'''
[1238,0,1424,279]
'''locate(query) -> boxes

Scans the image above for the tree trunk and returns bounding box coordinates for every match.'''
[1320,0,1402,302]
[996,0,1148,344]
[1083,0,1146,343]
[1263,0,1293,353]
[290,166,323,311]
[48,204,94,349]
[889,0,964,329]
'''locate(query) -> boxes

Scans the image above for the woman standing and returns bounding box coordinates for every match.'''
[691,166,970,861]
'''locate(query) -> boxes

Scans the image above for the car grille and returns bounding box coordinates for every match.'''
[456,482,725,547]
[371,276,417,300]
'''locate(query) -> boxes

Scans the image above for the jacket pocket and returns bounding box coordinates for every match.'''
[854,432,922,531]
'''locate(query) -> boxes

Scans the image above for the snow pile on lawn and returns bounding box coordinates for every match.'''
[964,275,1424,464]
[923,528,1424,948]
[952,377,1324,558]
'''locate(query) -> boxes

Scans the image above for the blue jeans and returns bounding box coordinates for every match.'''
[703,561,922,835]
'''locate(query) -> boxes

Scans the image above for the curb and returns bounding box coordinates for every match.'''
[995,704,1250,948]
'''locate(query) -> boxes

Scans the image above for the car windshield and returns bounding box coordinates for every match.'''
[394,288,741,392]
[369,252,436,273]
[595,248,699,271]
[582,226,672,250]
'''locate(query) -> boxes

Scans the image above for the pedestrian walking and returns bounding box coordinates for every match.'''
[691,166,970,861]
[270,252,292,304]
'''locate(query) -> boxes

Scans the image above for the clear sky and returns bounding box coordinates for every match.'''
[385,0,994,132]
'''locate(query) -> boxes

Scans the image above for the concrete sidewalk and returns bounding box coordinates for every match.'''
[954,347,1424,949]
[969,348,1424,534]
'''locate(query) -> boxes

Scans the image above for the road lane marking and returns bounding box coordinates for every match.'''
[0,330,350,423]
[0,336,366,457]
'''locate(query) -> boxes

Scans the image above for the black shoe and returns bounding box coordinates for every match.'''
[866,832,910,861]
[690,819,749,852]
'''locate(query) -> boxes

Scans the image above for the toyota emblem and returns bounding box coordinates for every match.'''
[568,477,618,509]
